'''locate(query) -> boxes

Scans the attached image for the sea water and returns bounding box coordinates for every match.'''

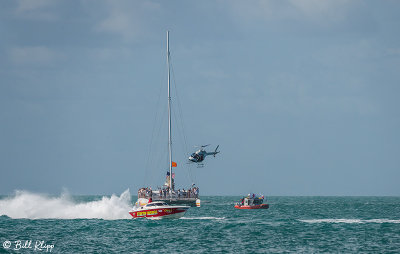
[1,191,399,253]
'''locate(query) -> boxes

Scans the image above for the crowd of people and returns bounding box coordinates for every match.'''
[137,187,153,199]
[177,186,199,199]
[137,186,199,199]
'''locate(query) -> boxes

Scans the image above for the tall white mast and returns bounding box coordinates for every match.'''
[167,30,173,196]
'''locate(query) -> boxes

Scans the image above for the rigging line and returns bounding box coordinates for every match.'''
[143,72,166,186]
[171,101,186,159]
[151,105,168,181]
[170,60,190,155]
[170,61,194,184]
[151,140,169,188]
[143,73,167,187]
[150,116,168,189]
[171,101,193,185]
[153,125,168,175]
[188,163,198,187]
[170,61,193,168]
[154,141,168,187]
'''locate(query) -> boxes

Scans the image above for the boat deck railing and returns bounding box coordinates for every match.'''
[138,192,199,200]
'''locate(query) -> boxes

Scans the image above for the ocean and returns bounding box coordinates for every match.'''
[1,191,399,253]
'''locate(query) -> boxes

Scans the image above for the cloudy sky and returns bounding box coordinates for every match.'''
[1,0,399,195]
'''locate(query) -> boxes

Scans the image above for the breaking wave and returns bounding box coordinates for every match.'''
[299,219,400,224]
[0,189,132,220]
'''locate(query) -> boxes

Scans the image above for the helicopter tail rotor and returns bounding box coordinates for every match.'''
[214,145,220,157]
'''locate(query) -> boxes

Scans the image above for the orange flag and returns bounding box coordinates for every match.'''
[171,161,177,167]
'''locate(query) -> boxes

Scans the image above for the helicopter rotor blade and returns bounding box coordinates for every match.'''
[194,144,210,148]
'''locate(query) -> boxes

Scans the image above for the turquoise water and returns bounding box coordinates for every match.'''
[1,194,400,253]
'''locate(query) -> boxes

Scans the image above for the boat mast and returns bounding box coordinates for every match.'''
[167,30,173,196]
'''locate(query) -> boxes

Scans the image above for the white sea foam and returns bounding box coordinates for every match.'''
[299,219,400,224]
[0,189,132,220]
[181,217,226,220]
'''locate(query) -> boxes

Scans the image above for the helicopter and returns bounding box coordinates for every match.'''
[188,145,220,166]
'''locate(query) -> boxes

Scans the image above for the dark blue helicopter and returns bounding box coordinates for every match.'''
[188,145,219,164]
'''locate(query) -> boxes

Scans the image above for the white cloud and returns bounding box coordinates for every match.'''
[9,46,63,65]
[289,0,353,21]
[227,0,357,27]
[386,48,400,57]
[87,47,134,62]
[95,0,161,42]
[15,0,58,20]
[16,0,53,12]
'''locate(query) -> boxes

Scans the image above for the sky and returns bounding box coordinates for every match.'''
[0,0,399,196]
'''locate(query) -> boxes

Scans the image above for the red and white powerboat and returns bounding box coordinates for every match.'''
[129,201,189,219]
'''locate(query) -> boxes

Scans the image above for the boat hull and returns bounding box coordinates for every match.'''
[129,207,189,219]
[234,204,269,209]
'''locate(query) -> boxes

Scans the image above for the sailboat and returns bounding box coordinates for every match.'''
[136,31,201,208]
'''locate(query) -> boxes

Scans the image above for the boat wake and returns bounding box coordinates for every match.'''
[181,216,225,220]
[0,189,132,220]
[299,219,400,224]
